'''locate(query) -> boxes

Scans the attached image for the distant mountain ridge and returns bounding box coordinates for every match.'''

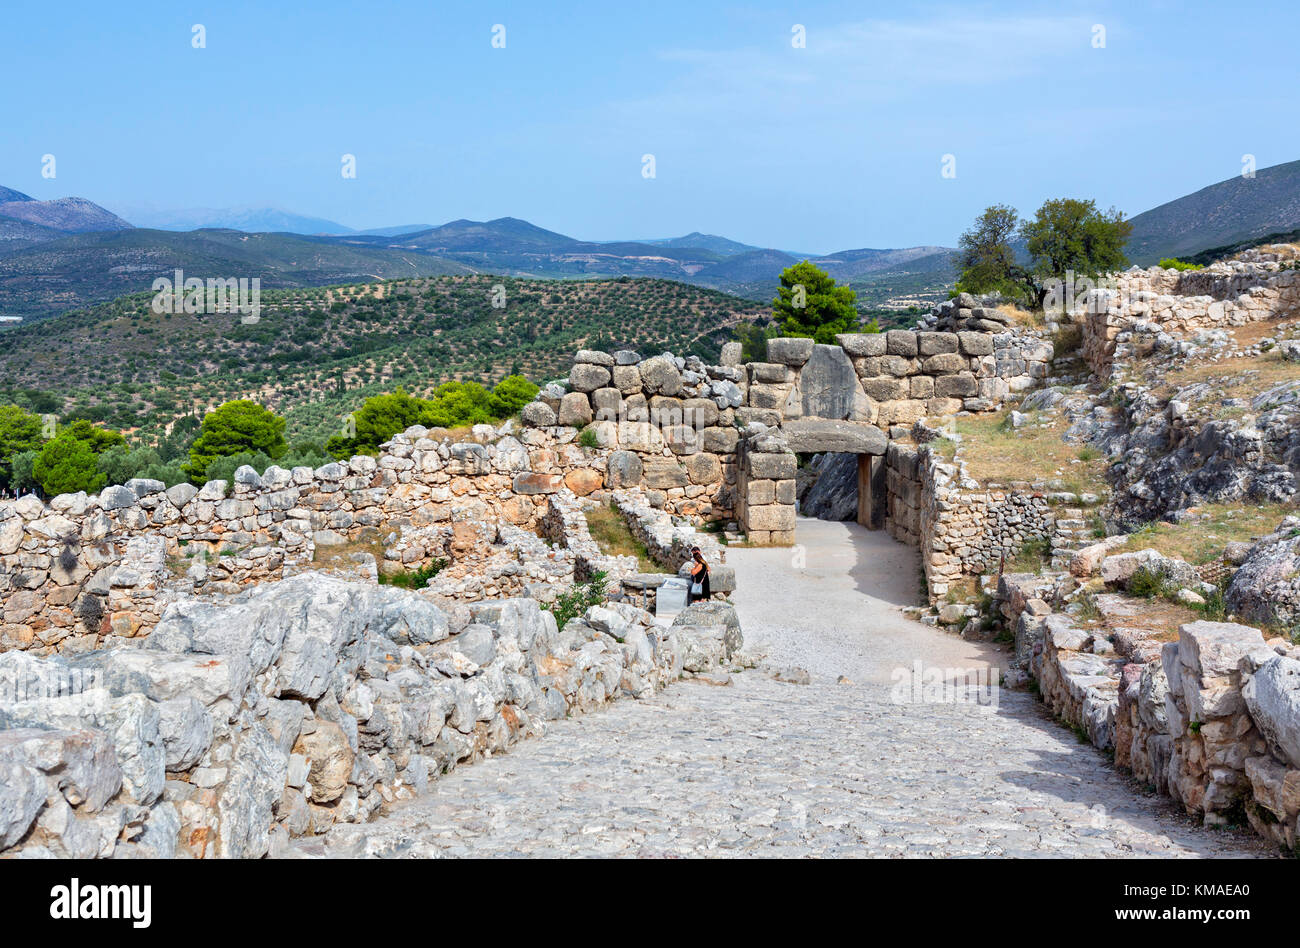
[0,191,131,237]
[1126,159,1300,264]
[8,156,1300,325]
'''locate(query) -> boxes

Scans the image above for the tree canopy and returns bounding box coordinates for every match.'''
[952,199,1133,306]
[772,261,858,343]
[0,406,45,489]
[1021,198,1132,281]
[185,400,287,483]
[325,375,538,459]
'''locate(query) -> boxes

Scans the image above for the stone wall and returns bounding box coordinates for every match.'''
[1082,262,1300,382]
[999,574,1300,849]
[523,329,1053,548]
[0,572,746,858]
[886,438,1054,601]
[0,424,620,655]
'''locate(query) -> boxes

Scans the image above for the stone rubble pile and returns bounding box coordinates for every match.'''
[0,571,744,858]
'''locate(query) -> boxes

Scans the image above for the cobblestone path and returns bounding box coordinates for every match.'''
[299,519,1271,858]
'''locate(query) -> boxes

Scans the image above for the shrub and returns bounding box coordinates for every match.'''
[1128,565,1175,599]
[1159,258,1204,272]
[577,428,600,450]
[546,569,610,630]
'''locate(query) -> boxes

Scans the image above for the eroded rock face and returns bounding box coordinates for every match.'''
[1226,520,1300,628]
[796,453,858,522]
[1243,657,1300,769]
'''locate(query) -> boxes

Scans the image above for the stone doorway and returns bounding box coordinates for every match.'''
[783,418,886,530]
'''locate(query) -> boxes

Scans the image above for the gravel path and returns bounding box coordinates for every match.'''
[297,518,1272,858]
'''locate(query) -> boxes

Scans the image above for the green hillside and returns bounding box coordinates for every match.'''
[0,228,473,323]
[0,274,766,447]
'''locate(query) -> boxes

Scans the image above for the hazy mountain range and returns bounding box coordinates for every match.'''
[3,158,1299,323]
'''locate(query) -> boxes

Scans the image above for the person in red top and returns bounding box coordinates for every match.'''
[687,546,711,603]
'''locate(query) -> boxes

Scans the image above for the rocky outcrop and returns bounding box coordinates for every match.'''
[1226,517,1300,629]
[0,571,743,858]
[1105,384,1299,525]
[796,453,859,522]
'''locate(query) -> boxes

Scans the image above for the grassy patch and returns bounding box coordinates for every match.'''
[378,558,447,589]
[1155,334,1300,408]
[584,503,659,572]
[1113,502,1292,565]
[1009,536,1052,574]
[952,410,1108,494]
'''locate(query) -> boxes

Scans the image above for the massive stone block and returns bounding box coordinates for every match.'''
[558,392,593,427]
[568,363,611,393]
[799,344,858,420]
[885,330,918,357]
[836,332,887,357]
[747,452,796,480]
[765,337,815,366]
[782,418,887,455]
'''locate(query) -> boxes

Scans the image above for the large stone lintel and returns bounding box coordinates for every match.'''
[782,418,887,455]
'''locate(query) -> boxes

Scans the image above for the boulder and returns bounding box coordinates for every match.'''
[1100,549,1199,590]
[1226,529,1300,628]
[521,401,557,427]
[1243,657,1300,768]
[765,337,814,366]
[638,355,683,396]
[558,392,593,427]
[605,451,643,489]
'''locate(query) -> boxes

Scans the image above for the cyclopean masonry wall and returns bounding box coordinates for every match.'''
[1082,258,1300,383]
[0,572,746,858]
[884,425,1104,605]
[521,327,1054,546]
[1000,571,1300,849]
[0,422,656,655]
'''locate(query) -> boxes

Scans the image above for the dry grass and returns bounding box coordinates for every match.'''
[1115,502,1293,565]
[998,303,1044,328]
[952,410,1108,495]
[1096,594,1199,643]
[311,528,395,578]
[583,503,660,572]
[1154,319,1300,404]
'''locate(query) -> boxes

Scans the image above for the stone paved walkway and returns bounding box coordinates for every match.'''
[298,518,1272,858]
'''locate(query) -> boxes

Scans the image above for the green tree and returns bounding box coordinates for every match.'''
[772,261,858,343]
[33,432,106,495]
[488,375,539,416]
[59,419,126,456]
[185,400,287,483]
[9,451,38,493]
[425,381,494,429]
[96,445,163,487]
[1021,198,1132,283]
[203,450,276,485]
[733,321,780,362]
[953,204,1033,302]
[326,388,429,458]
[0,405,46,488]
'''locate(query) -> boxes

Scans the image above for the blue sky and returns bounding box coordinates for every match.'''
[4,0,1298,253]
